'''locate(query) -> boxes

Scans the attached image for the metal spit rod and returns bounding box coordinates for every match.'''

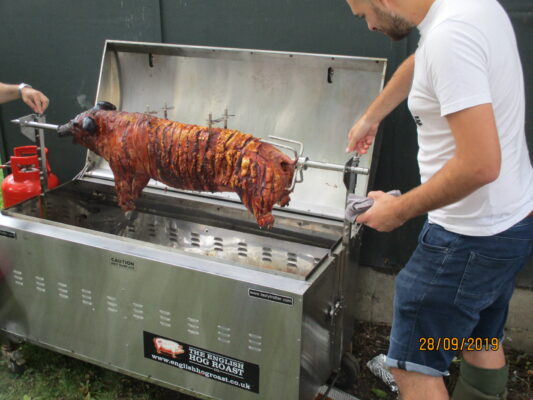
[302,158,369,175]
[11,119,59,132]
[204,113,370,184]
[11,115,370,189]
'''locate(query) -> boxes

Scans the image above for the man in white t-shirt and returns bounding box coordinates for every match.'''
[344,0,533,399]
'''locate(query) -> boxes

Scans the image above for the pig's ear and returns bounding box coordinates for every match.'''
[82,116,97,133]
[95,101,117,111]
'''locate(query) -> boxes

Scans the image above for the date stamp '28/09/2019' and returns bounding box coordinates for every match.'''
[419,337,500,351]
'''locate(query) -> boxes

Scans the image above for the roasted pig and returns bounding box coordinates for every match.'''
[59,102,295,228]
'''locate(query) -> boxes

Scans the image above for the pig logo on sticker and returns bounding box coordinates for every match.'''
[153,337,185,359]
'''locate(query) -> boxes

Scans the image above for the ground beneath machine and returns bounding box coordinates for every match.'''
[1,322,531,399]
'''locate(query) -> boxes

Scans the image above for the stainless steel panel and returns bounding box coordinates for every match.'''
[0,212,340,400]
[301,253,340,400]
[87,40,387,221]
[0,231,301,399]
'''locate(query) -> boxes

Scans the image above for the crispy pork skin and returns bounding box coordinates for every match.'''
[60,102,295,228]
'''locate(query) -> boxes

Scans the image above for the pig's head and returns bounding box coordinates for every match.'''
[58,101,117,151]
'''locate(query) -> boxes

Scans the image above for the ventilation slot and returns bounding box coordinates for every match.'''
[214,237,224,252]
[132,303,144,320]
[168,226,178,242]
[148,223,157,238]
[187,317,200,335]
[287,252,298,268]
[191,232,200,247]
[248,333,263,352]
[168,227,178,242]
[217,325,231,344]
[35,276,46,293]
[262,247,272,262]
[238,242,248,257]
[13,270,23,286]
[159,309,171,328]
[81,289,93,306]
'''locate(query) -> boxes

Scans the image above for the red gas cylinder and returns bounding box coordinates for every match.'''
[1,146,60,208]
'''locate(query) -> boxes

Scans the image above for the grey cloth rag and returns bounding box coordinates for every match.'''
[345,190,401,222]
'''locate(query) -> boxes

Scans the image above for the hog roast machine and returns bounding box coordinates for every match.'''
[0,40,386,399]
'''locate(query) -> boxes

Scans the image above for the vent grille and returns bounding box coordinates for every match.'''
[262,247,272,262]
[238,242,248,257]
[191,232,200,247]
[214,237,224,252]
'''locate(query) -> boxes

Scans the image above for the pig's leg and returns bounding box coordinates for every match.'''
[109,160,149,211]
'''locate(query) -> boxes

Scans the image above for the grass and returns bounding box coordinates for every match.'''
[0,343,193,400]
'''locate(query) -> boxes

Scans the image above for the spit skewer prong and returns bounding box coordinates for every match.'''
[207,109,236,133]
[263,135,369,190]
[261,136,304,191]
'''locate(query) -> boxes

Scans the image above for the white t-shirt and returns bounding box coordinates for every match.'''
[408,0,533,236]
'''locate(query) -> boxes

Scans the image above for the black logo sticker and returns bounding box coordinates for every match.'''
[248,289,294,306]
[0,230,16,239]
[144,331,260,393]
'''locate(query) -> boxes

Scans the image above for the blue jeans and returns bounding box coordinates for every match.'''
[386,216,533,376]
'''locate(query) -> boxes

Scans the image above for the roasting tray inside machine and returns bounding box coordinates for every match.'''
[0,41,386,400]
[5,179,338,279]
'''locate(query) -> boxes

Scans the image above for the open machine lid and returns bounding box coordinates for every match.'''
[84,40,386,221]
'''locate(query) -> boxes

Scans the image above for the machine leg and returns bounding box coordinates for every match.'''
[334,352,360,390]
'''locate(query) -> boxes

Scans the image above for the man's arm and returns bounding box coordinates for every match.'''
[346,53,415,153]
[0,83,21,104]
[357,103,501,231]
[0,82,49,114]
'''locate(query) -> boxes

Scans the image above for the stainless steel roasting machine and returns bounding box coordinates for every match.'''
[0,41,386,400]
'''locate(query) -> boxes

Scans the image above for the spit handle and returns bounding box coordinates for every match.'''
[11,118,59,131]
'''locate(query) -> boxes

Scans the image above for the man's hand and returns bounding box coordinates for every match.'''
[21,87,49,114]
[346,116,379,153]
[356,191,406,232]
[345,54,415,154]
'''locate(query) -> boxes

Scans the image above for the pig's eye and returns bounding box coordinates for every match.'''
[82,116,97,133]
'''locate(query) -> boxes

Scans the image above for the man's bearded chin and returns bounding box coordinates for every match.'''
[386,16,413,40]
[372,4,414,41]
